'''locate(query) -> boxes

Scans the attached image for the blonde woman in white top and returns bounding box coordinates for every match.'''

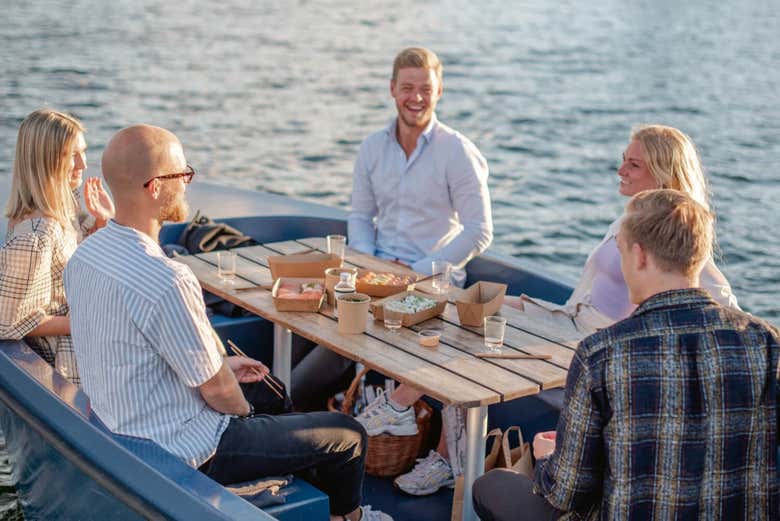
[509,124,739,339]
[0,108,114,383]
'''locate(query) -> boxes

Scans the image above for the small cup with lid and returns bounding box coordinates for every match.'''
[417,328,442,348]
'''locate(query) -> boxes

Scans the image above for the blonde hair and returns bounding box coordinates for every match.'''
[631,125,710,211]
[5,109,83,228]
[622,189,713,277]
[392,47,443,84]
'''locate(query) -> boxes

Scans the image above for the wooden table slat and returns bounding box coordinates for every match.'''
[354,311,540,400]
[179,250,502,406]
[421,316,568,390]
[261,240,313,255]
[173,254,257,290]
[178,241,576,405]
[297,237,579,346]
[438,306,575,369]
[218,291,500,407]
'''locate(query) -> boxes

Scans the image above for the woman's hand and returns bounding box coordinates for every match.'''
[84,177,115,228]
[226,355,269,383]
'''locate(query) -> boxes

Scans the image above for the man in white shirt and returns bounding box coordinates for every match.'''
[348,47,493,277]
[349,47,493,496]
[65,125,391,521]
[293,48,495,417]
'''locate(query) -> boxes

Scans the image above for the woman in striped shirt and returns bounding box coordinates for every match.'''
[0,108,114,384]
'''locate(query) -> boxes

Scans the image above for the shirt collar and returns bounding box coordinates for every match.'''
[385,113,438,144]
[632,288,716,317]
[106,219,164,253]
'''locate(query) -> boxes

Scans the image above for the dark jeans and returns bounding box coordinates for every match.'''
[201,411,367,516]
[292,341,355,411]
[473,469,563,521]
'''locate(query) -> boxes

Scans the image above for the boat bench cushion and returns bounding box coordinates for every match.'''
[114,433,329,520]
[0,339,330,520]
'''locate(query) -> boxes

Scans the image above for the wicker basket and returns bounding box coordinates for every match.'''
[328,367,433,477]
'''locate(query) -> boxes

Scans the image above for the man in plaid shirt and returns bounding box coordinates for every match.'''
[473,189,779,520]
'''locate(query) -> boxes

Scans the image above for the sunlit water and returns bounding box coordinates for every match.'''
[0,0,778,512]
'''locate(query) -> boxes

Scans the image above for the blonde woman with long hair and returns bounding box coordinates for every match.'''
[0,108,114,383]
[511,124,739,338]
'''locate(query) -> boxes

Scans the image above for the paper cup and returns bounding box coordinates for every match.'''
[336,293,370,334]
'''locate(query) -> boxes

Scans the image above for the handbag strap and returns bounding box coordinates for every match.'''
[341,366,371,414]
[485,428,503,458]
[500,425,525,467]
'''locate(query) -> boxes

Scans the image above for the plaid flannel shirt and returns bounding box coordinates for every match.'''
[535,288,780,520]
[0,217,80,383]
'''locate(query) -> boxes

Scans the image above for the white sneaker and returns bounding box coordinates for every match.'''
[393,450,455,496]
[355,393,418,436]
[359,505,393,521]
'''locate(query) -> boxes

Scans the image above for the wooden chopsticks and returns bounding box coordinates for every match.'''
[475,352,552,360]
[227,339,285,400]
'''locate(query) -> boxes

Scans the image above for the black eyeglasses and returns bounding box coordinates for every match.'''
[142,165,196,188]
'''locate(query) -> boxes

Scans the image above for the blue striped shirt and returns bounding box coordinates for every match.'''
[64,220,229,467]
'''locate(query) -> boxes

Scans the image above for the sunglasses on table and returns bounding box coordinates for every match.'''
[142,165,196,188]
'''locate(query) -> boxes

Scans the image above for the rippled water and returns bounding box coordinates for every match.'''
[1,1,777,320]
[0,0,778,512]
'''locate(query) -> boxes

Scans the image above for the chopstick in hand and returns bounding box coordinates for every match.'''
[475,352,552,360]
[227,339,285,398]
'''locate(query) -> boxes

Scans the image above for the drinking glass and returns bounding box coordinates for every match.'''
[217,251,237,284]
[327,234,347,261]
[431,260,452,295]
[483,316,507,353]
[383,307,403,332]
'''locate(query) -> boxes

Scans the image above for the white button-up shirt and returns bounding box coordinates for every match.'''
[64,220,229,467]
[348,114,493,276]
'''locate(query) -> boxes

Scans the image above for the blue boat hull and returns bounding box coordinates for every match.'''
[0,184,578,520]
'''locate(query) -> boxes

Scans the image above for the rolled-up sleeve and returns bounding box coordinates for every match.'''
[0,233,51,340]
[146,272,224,388]
[348,139,379,256]
[411,140,493,272]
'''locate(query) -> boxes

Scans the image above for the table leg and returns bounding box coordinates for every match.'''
[462,405,488,521]
[272,324,292,390]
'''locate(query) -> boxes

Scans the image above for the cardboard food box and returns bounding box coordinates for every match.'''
[355,268,418,298]
[370,290,447,327]
[455,281,508,327]
[271,277,326,312]
[267,253,342,280]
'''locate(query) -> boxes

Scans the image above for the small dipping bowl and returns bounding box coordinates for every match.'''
[418,329,442,348]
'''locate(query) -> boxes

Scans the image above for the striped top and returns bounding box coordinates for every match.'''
[64,220,229,467]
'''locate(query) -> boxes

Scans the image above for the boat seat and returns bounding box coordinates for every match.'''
[0,339,329,520]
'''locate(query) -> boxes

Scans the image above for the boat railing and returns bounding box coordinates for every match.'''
[0,339,276,520]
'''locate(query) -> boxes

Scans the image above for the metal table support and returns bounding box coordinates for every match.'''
[462,405,488,521]
[272,324,292,389]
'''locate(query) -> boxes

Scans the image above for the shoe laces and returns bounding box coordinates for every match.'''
[360,504,390,521]
[361,388,385,413]
[408,450,450,478]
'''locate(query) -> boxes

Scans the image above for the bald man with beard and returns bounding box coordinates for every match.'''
[64,125,393,521]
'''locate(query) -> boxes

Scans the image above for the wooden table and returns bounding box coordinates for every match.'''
[175,238,580,521]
